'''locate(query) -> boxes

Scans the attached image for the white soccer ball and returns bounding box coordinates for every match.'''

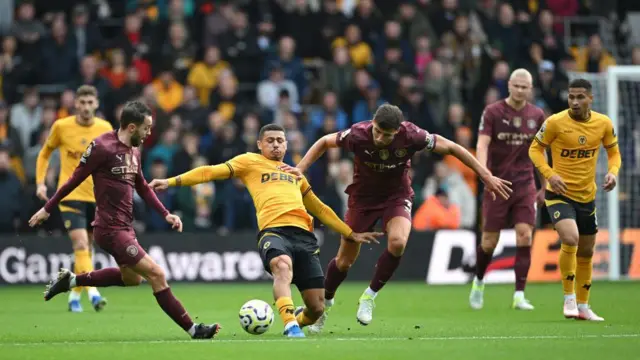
[238,299,275,335]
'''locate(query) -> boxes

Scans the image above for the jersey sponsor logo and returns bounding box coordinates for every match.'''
[363,161,406,172]
[66,150,84,159]
[260,172,298,184]
[111,153,139,176]
[578,135,587,145]
[559,148,597,159]
[497,132,535,145]
[395,149,407,158]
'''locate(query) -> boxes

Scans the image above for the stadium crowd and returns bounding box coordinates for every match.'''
[0,0,631,234]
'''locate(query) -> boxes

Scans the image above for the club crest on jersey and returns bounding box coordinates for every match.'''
[513,117,522,128]
[527,119,537,129]
[379,149,389,160]
[578,135,587,145]
[395,149,407,158]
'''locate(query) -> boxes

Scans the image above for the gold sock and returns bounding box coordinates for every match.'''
[559,244,577,295]
[73,249,93,294]
[275,297,296,326]
[295,308,316,327]
[576,257,593,304]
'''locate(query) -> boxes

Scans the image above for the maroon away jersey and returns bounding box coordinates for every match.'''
[336,121,436,208]
[45,131,169,229]
[478,100,545,185]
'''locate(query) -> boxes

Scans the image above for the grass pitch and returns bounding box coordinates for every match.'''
[1,282,638,360]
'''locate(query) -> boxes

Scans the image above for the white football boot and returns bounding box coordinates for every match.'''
[469,277,484,310]
[563,295,579,319]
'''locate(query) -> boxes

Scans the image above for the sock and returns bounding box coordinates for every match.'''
[75,268,125,287]
[475,245,494,281]
[514,290,525,300]
[578,303,589,310]
[559,244,578,295]
[295,308,315,327]
[324,258,348,300]
[154,288,194,332]
[73,249,93,294]
[576,256,593,304]
[514,246,531,291]
[87,286,101,299]
[275,297,297,327]
[364,287,377,298]
[68,290,81,302]
[324,298,334,307]
[369,250,401,292]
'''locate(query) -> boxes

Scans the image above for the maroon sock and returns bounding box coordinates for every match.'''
[369,250,401,292]
[475,245,493,281]
[154,288,194,332]
[515,246,531,291]
[324,258,348,300]
[75,268,125,287]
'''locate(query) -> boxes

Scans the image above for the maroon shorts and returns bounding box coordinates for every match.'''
[93,227,146,266]
[345,198,413,233]
[482,182,536,232]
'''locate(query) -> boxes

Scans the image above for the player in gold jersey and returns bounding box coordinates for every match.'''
[35,85,113,312]
[149,124,382,338]
[529,79,621,321]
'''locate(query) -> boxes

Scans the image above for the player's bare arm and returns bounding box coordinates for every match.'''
[434,135,512,200]
[301,188,382,244]
[150,163,233,190]
[475,134,491,169]
[279,133,339,178]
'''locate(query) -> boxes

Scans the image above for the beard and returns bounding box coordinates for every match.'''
[131,133,143,147]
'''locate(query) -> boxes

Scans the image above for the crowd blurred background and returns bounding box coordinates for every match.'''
[0,0,637,235]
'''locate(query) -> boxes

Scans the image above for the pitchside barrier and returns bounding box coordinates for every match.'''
[0,229,638,285]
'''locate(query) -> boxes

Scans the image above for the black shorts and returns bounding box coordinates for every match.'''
[59,201,95,231]
[257,226,324,291]
[545,192,597,235]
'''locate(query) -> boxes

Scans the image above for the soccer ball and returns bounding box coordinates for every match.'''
[238,299,275,335]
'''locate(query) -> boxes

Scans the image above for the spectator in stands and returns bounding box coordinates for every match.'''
[533,9,566,63]
[0,144,22,232]
[429,0,460,36]
[203,0,234,47]
[423,60,461,131]
[339,24,373,69]
[10,87,42,150]
[574,34,616,73]
[160,21,196,83]
[351,0,383,46]
[145,158,173,232]
[538,60,568,113]
[40,17,77,84]
[352,80,385,124]
[69,55,109,106]
[443,126,477,194]
[10,0,46,60]
[318,0,348,59]
[309,91,348,134]
[266,36,306,98]
[145,127,179,177]
[413,187,461,231]
[187,45,231,106]
[152,67,184,113]
[111,12,152,61]
[423,161,475,229]
[0,101,23,159]
[219,10,261,83]
[285,0,320,59]
[176,86,208,134]
[414,35,434,81]
[396,0,436,49]
[209,72,240,122]
[257,62,299,111]
[321,45,355,100]
[70,3,102,61]
[100,49,128,89]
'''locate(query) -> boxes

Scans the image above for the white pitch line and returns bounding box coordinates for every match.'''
[2,333,638,346]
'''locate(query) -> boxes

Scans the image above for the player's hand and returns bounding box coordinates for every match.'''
[347,232,383,244]
[603,173,617,192]
[548,175,568,195]
[278,164,303,180]
[482,175,513,201]
[28,207,50,228]
[36,184,49,201]
[149,179,169,191]
[536,189,546,206]
[165,214,183,232]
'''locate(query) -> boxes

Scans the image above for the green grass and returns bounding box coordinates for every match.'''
[1,282,639,360]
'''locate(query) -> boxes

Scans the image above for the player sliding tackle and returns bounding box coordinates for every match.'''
[280,104,512,331]
[469,69,546,311]
[30,101,220,339]
[529,79,621,321]
[149,124,382,338]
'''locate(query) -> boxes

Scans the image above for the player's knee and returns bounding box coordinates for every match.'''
[70,236,90,251]
[145,266,167,287]
[561,233,579,246]
[335,255,355,272]
[270,256,292,282]
[480,233,500,252]
[387,235,408,256]
[515,231,532,247]
[576,247,594,258]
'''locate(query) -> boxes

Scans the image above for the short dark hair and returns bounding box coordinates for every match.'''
[120,100,151,129]
[373,103,403,130]
[569,78,592,92]
[76,85,98,98]
[258,124,285,139]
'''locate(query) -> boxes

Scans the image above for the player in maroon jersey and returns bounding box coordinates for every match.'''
[29,101,220,339]
[469,69,546,311]
[280,104,511,331]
